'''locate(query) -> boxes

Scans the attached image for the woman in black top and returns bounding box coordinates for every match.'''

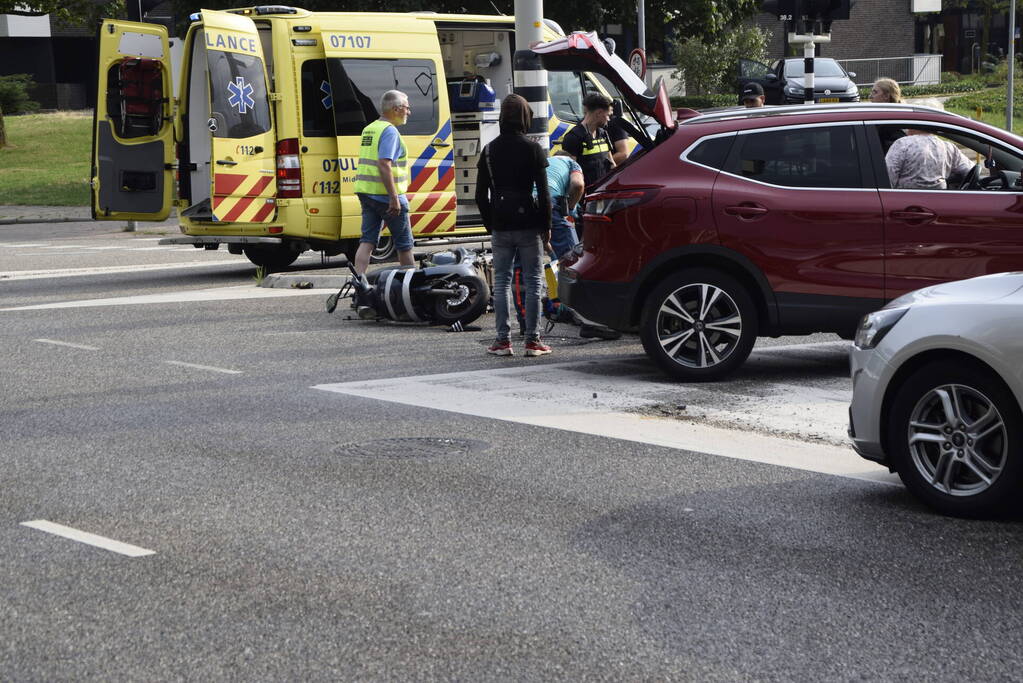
[475,94,553,357]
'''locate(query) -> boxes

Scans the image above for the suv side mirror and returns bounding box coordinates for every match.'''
[848,71,857,78]
[765,73,779,83]
[612,99,624,118]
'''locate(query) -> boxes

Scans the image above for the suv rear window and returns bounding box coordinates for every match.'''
[728,125,862,189]
[687,135,734,170]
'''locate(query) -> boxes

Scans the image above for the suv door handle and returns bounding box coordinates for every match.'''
[216,159,238,166]
[724,203,768,219]
[890,207,936,223]
[431,141,451,148]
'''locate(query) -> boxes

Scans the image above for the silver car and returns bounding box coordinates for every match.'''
[849,272,1023,516]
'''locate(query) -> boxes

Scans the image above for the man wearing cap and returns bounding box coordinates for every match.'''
[742,82,765,108]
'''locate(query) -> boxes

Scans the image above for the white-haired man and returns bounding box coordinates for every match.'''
[352,89,415,281]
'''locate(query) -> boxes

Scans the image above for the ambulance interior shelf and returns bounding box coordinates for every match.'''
[107,58,166,139]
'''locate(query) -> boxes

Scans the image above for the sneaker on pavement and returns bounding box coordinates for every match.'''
[524,339,552,357]
[487,339,514,356]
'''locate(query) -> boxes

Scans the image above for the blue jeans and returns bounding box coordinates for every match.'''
[492,229,544,341]
[357,193,414,251]
[549,203,578,260]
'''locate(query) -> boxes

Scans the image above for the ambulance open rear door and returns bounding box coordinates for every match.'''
[198,10,277,223]
[92,20,174,221]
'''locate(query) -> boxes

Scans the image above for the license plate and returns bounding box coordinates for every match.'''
[819,97,839,103]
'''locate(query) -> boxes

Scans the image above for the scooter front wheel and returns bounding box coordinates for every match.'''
[433,275,490,326]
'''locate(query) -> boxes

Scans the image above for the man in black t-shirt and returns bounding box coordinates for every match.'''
[560,92,616,190]
[607,116,631,165]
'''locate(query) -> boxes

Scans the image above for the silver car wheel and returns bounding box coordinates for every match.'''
[907,383,1008,497]
[656,283,742,369]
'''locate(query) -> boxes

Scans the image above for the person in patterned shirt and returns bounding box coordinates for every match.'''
[885,101,974,190]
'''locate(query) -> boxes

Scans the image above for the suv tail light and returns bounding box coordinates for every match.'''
[276,138,302,198]
[584,189,655,222]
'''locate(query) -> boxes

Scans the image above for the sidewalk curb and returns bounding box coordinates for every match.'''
[0,216,86,225]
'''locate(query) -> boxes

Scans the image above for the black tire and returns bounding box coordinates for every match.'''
[887,360,1023,517]
[432,275,490,326]
[370,231,397,263]
[243,245,299,271]
[639,269,758,382]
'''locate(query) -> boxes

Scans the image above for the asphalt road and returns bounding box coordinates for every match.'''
[2,220,1022,680]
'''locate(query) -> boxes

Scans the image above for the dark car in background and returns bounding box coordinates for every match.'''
[556,103,1023,381]
[737,57,860,105]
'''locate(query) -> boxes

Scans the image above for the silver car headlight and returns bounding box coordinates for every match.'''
[854,307,909,350]
[846,83,858,94]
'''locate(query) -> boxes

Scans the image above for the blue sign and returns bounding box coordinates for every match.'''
[320,80,332,110]
[227,77,255,115]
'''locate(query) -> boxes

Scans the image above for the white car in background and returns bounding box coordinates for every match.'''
[849,273,1023,516]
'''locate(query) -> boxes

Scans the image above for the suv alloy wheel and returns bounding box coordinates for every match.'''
[639,269,758,381]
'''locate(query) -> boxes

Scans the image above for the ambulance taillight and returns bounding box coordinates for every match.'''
[276,138,302,198]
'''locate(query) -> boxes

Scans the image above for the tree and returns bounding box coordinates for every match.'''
[671,25,771,95]
[169,0,760,53]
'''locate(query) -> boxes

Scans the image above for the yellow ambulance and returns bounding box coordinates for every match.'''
[91,6,670,268]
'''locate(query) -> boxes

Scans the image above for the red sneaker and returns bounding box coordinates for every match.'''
[487,339,514,356]
[524,339,552,357]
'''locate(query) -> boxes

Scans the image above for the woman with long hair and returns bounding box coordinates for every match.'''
[475,94,553,357]
[870,78,903,103]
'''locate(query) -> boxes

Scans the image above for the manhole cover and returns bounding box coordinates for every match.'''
[338,437,489,459]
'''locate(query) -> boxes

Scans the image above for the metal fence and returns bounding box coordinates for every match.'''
[836,54,942,87]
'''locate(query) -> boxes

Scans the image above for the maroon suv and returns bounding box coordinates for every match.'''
[539,36,1023,380]
[554,98,1023,380]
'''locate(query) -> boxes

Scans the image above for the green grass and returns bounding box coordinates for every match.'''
[945,87,1023,132]
[0,111,92,206]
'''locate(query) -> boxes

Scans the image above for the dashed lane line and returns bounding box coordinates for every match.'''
[164,360,243,375]
[34,338,100,351]
[21,520,155,557]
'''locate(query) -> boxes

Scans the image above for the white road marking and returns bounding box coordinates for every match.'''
[21,520,155,557]
[165,360,243,374]
[0,243,46,248]
[34,338,100,351]
[1,285,326,311]
[0,261,243,281]
[313,350,898,486]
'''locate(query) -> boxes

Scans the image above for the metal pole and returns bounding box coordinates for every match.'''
[638,0,646,55]
[1009,0,1017,131]
[804,39,815,105]
[513,0,549,150]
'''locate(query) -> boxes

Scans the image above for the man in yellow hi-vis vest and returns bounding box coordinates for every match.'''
[353,89,415,277]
